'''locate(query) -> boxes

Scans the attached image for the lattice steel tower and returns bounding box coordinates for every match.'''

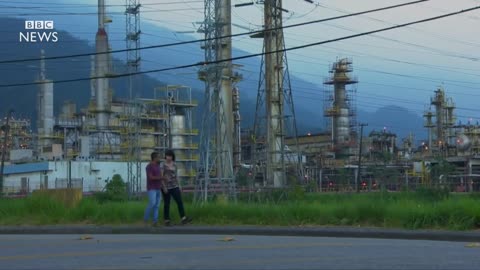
[195,0,239,202]
[125,0,142,196]
[251,0,302,188]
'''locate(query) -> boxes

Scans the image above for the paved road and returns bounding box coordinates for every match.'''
[1,234,479,270]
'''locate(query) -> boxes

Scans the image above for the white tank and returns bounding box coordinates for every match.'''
[335,108,350,144]
[456,134,471,151]
[170,115,187,177]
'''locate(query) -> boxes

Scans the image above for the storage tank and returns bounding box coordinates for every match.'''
[456,134,471,151]
[170,115,187,177]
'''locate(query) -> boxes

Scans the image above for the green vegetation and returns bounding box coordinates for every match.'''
[1,189,480,230]
[94,174,128,203]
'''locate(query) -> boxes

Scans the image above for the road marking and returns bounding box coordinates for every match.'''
[0,242,353,261]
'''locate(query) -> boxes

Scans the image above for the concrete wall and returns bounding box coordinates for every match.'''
[4,161,150,193]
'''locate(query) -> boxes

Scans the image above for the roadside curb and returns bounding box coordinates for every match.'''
[1,225,480,242]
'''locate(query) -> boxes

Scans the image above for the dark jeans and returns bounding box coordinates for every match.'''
[162,187,185,220]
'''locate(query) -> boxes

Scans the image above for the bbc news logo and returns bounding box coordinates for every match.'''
[19,21,59,43]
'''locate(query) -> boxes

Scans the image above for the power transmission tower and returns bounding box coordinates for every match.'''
[195,0,238,202]
[251,0,302,188]
[125,0,142,197]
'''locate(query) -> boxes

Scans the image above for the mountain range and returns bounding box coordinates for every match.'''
[0,16,426,142]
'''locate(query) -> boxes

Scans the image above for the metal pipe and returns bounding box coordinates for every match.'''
[98,0,105,29]
[0,109,14,196]
[90,55,96,99]
[233,86,241,173]
[356,123,367,193]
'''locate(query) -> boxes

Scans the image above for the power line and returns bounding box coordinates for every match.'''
[1,4,479,88]
[0,0,430,64]
[0,8,203,15]
[313,1,480,48]
[0,0,203,7]
[8,1,480,89]
[3,33,478,101]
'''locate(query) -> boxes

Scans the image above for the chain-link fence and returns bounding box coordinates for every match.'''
[54,178,84,190]
[299,166,480,193]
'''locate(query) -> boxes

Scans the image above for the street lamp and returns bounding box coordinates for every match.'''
[0,109,14,197]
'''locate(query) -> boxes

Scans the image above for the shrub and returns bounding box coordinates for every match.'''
[94,174,128,202]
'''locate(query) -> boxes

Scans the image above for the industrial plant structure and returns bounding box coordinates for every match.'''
[324,58,358,160]
[2,0,201,194]
[3,0,480,197]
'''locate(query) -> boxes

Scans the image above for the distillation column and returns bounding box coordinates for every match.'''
[95,0,110,128]
[216,0,234,181]
[36,49,54,151]
[431,88,445,146]
[324,59,357,158]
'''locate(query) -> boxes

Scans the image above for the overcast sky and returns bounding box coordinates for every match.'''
[102,0,480,120]
[5,0,480,127]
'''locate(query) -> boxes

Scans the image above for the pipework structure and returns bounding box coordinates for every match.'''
[423,87,456,155]
[323,58,358,159]
[154,86,198,185]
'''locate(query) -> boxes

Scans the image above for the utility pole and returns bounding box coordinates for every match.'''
[356,123,367,193]
[250,0,302,188]
[0,109,14,197]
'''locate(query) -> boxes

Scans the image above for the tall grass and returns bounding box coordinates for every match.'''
[1,190,480,230]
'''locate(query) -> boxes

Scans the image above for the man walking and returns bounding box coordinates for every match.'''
[144,152,164,226]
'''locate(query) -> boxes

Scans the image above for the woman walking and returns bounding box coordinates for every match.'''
[161,149,192,226]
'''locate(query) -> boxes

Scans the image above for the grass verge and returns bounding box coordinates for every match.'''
[1,190,479,230]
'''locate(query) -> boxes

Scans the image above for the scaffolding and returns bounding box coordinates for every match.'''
[0,117,33,161]
[323,58,358,159]
[125,0,142,196]
[423,87,457,156]
[156,85,198,185]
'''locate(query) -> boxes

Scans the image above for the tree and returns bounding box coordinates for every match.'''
[95,174,128,202]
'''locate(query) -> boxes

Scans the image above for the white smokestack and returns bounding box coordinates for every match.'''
[98,0,105,29]
[37,50,54,149]
[90,55,95,99]
[95,0,110,128]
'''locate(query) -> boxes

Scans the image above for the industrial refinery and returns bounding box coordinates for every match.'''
[2,0,480,199]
